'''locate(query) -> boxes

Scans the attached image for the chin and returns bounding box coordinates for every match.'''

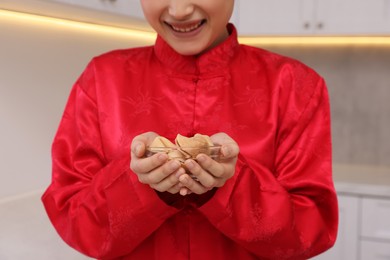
[170,42,209,56]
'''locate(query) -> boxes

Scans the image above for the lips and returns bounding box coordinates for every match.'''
[165,20,206,33]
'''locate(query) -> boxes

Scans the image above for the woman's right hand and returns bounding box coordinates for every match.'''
[130,132,185,194]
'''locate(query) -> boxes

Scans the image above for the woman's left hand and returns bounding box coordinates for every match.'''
[177,132,239,196]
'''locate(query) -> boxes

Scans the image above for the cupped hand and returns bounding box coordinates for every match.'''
[130,132,185,194]
[178,132,239,196]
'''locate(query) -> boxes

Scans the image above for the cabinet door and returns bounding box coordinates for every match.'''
[361,197,390,241]
[316,0,390,34]
[235,0,315,35]
[46,0,145,19]
[312,195,359,260]
[80,0,143,19]
[361,241,390,260]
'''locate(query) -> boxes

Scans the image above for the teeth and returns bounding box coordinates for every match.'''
[171,21,202,33]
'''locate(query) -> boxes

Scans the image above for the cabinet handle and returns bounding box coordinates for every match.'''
[303,22,310,29]
[317,22,324,30]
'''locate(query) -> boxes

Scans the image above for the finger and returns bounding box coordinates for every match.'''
[131,152,168,174]
[220,143,239,159]
[150,167,185,192]
[179,187,192,196]
[138,159,181,184]
[210,132,234,145]
[179,174,209,195]
[131,132,159,157]
[167,183,182,194]
[130,141,145,158]
[184,158,217,189]
[210,133,239,158]
[196,154,224,178]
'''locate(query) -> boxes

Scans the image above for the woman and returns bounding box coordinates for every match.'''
[42,0,338,259]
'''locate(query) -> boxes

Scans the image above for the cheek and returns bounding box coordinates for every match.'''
[141,12,160,31]
[140,1,160,22]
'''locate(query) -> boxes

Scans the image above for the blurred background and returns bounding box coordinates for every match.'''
[1,0,389,259]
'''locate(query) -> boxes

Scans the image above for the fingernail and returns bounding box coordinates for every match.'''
[197,154,206,163]
[222,146,230,156]
[180,188,187,196]
[185,160,195,169]
[158,153,168,161]
[170,160,180,170]
[179,174,188,184]
[175,168,185,178]
[135,144,142,155]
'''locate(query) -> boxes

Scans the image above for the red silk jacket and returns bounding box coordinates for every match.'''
[42,25,338,260]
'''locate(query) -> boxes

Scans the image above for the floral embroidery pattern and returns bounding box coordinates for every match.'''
[121,89,164,118]
[234,84,272,109]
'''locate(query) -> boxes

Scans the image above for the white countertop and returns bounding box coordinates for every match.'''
[333,164,390,198]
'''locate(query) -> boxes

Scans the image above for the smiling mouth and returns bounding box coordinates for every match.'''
[166,20,206,33]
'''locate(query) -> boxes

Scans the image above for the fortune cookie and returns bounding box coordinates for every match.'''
[148,134,214,161]
[149,136,175,148]
[175,134,213,158]
[149,136,183,160]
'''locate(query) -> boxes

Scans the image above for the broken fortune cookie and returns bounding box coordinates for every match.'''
[148,134,214,161]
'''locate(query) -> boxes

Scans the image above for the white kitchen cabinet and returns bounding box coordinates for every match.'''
[314,194,390,260]
[235,0,314,35]
[362,198,390,242]
[317,0,390,35]
[46,0,145,20]
[360,241,390,260]
[313,195,359,260]
[235,0,390,35]
[0,0,151,31]
[361,197,390,241]
[360,197,390,260]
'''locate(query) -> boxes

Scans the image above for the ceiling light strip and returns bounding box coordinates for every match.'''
[0,9,156,40]
[2,9,390,46]
[239,36,390,46]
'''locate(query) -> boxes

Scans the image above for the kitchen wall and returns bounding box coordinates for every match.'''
[0,13,153,200]
[262,45,390,167]
[1,13,390,201]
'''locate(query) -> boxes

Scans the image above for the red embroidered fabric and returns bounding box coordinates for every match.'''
[42,24,338,260]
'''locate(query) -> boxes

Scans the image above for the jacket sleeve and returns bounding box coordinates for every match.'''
[199,72,338,259]
[41,61,179,259]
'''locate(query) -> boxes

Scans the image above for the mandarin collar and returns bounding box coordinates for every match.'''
[153,24,239,75]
